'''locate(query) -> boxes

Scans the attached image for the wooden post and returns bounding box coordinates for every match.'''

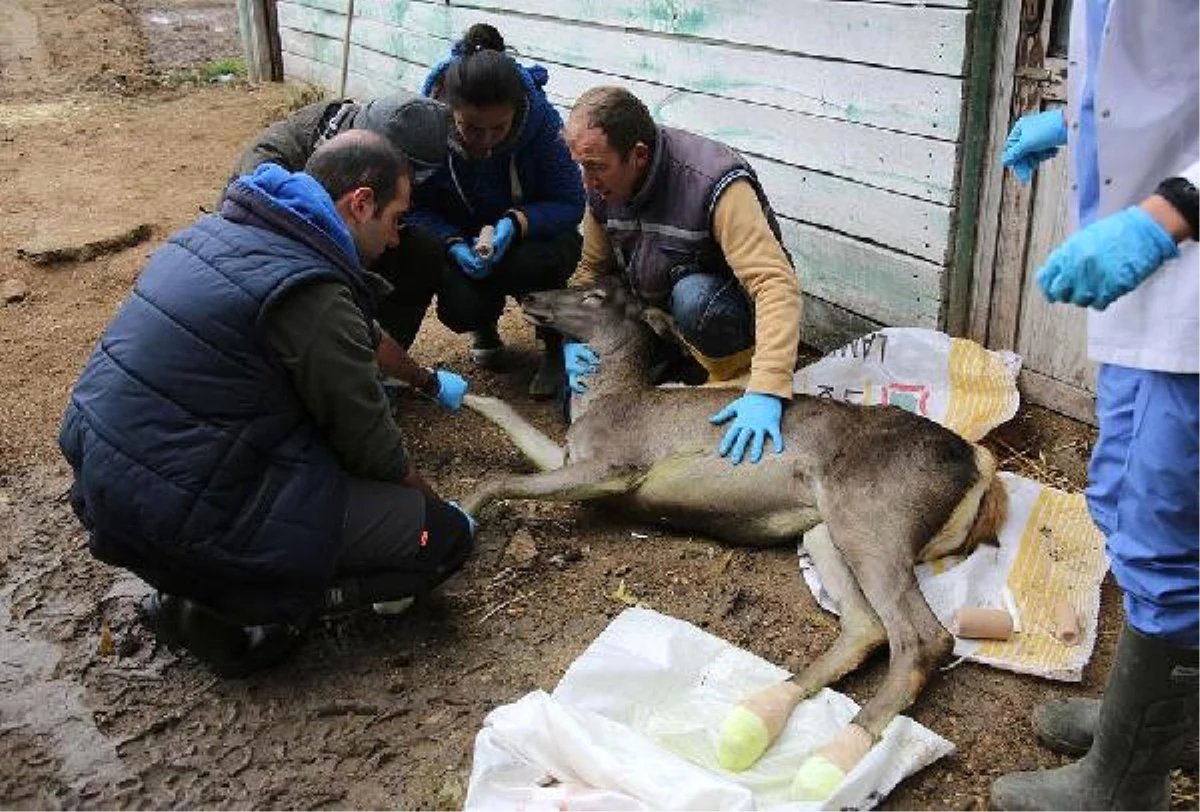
[967,0,1024,343]
[338,0,356,97]
[237,0,281,83]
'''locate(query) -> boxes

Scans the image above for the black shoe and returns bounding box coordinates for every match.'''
[139,591,186,647]
[529,336,564,399]
[647,342,708,386]
[140,592,302,679]
[470,325,504,369]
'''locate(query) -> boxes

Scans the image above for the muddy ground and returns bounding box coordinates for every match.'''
[0,1,1194,809]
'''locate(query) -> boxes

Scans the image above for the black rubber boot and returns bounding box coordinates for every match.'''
[140,592,302,679]
[990,623,1199,810]
[1031,696,1198,767]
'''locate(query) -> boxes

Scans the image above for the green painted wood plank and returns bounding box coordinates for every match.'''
[283,50,403,98]
[752,157,950,263]
[281,26,951,260]
[540,63,956,204]
[799,293,887,352]
[461,0,969,76]
[780,217,943,327]
[279,0,963,139]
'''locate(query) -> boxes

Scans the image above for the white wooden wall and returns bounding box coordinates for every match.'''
[276,0,977,348]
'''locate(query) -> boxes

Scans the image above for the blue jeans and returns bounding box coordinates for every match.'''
[1086,364,1199,646]
[668,272,754,359]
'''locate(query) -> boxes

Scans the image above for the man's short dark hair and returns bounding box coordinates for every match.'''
[571,86,657,157]
[304,129,408,209]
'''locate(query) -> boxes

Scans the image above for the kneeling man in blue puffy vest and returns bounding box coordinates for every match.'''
[58,129,477,678]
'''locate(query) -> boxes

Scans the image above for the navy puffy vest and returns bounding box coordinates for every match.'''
[59,182,376,624]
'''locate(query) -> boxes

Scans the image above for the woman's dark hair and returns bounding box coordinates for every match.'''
[453,23,505,55]
[304,129,405,209]
[441,24,525,109]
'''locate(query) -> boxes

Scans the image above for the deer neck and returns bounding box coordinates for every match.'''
[570,330,657,420]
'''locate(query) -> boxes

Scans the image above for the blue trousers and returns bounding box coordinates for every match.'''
[668,272,754,359]
[1086,364,1199,646]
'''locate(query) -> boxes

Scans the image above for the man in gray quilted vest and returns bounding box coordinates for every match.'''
[564,86,802,466]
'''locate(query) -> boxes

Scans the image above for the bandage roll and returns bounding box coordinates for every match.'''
[475,224,496,259]
[820,723,873,773]
[951,607,1013,640]
[1052,599,1081,645]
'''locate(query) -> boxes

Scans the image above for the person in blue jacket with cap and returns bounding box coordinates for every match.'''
[227,90,470,413]
[991,1,1198,808]
[407,23,586,399]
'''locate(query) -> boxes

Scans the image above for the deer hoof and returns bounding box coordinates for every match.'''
[790,754,846,802]
[716,706,771,771]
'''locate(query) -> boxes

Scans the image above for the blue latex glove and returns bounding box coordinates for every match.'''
[447,500,478,539]
[710,392,784,465]
[449,242,491,280]
[1002,110,1068,184]
[434,368,468,412]
[1036,206,1179,310]
[563,341,600,394]
[487,217,517,265]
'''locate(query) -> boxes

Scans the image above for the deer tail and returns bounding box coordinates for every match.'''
[917,444,1008,563]
[963,446,1007,553]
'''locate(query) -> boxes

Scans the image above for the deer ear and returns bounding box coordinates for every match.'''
[641,307,678,339]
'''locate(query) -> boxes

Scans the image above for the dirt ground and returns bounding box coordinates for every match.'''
[0,2,1194,809]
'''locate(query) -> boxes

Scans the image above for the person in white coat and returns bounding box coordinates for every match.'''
[990,2,1198,809]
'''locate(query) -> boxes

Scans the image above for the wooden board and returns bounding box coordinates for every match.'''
[279,0,964,139]
[277,0,968,336]
[780,218,943,328]
[539,63,957,204]
[968,0,1023,342]
[279,28,954,263]
[799,293,886,352]
[1018,368,1097,426]
[753,158,951,264]
[456,0,969,76]
[1014,147,1093,393]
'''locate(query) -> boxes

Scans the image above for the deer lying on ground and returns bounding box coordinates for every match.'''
[459,280,1007,800]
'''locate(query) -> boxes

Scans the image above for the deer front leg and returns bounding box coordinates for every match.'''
[460,460,646,516]
[717,525,887,772]
[782,520,952,802]
[462,394,565,472]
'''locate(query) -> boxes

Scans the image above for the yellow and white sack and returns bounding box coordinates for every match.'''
[792,327,1022,442]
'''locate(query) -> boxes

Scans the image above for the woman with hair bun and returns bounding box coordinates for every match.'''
[407,23,585,398]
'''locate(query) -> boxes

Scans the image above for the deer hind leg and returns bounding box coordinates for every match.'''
[784,518,954,802]
[716,524,887,772]
[459,460,645,516]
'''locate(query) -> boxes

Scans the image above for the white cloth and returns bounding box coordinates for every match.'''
[464,608,954,811]
[1067,0,1199,373]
